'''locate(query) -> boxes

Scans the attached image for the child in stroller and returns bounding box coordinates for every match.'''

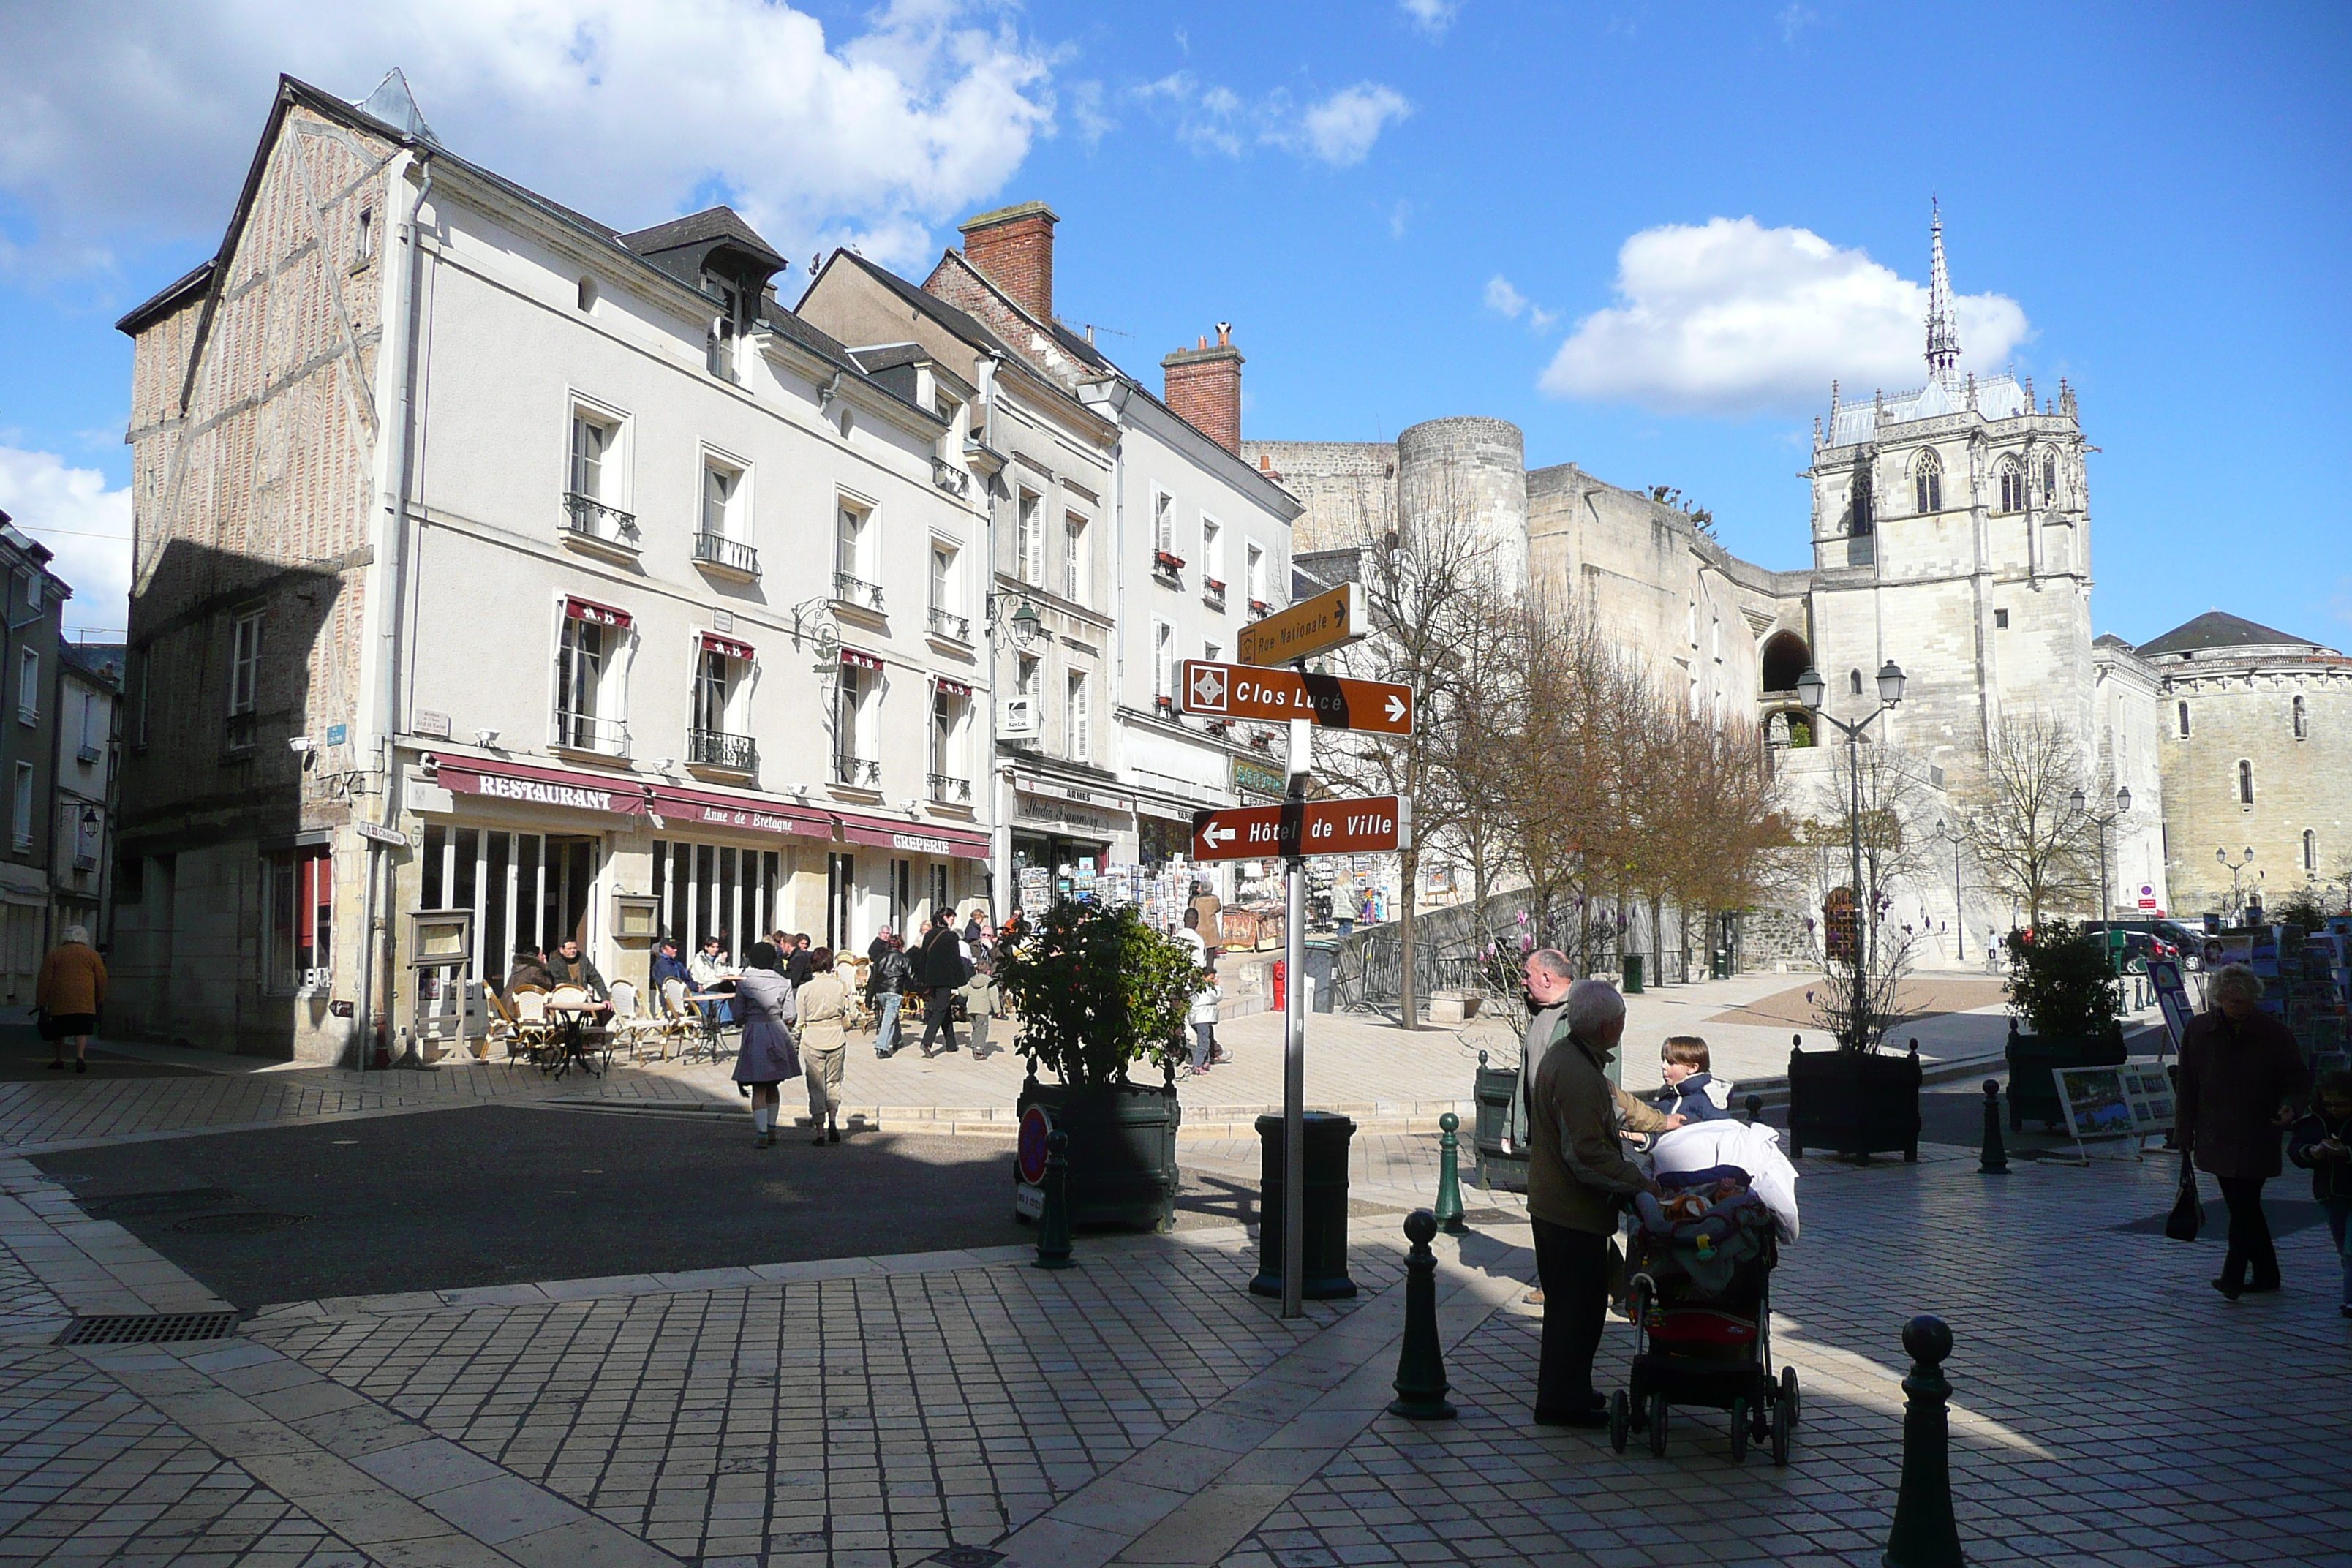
[1608,1164,1800,1464]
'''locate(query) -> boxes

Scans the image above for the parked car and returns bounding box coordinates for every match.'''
[2081,919,2202,970]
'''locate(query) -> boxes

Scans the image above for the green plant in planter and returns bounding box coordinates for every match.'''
[992,901,1198,1085]
[2003,920,2123,1038]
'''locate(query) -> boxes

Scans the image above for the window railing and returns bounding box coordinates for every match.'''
[931,456,971,500]
[221,713,257,754]
[688,728,757,774]
[928,772,972,805]
[928,606,971,642]
[1154,693,1175,715]
[17,704,37,728]
[76,744,101,764]
[562,492,639,552]
[1249,598,1272,616]
[693,532,760,578]
[1203,577,1226,608]
[552,710,629,755]
[832,753,880,788]
[1153,550,1185,583]
[833,573,886,613]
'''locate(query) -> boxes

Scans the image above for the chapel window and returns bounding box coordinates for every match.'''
[1912,451,1942,514]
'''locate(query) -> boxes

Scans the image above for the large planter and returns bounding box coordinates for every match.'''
[1786,1040,1922,1161]
[2004,1023,2128,1131]
[1014,1077,1181,1232]
[1470,1049,1529,1193]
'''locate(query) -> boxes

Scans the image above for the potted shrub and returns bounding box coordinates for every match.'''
[1786,906,1923,1161]
[2002,921,2127,1130]
[993,900,1196,1231]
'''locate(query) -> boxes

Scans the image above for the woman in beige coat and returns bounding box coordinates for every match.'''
[795,947,851,1145]
[36,926,107,1073]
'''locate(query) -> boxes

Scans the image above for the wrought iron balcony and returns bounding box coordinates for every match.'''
[551,709,630,756]
[927,772,972,805]
[562,492,639,555]
[1249,598,1272,616]
[832,753,881,788]
[693,532,761,578]
[931,456,971,500]
[927,606,971,643]
[1203,577,1226,608]
[833,573,886,614]
[1153,550,1185,584]
[687,728,758,774]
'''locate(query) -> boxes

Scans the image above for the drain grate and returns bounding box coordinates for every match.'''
[921,1549,1006,1568]
[84,1188,241,1218]
[58,1311,239,1346]
[171,1211,306,1235]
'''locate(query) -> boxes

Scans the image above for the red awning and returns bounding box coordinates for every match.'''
[833,812,990,860]
[840,647,883,671]
[434,757,648,816]
[647,783,830,839]
[934,676,973,698]
[565,596,632,629]
[701,633,755,663]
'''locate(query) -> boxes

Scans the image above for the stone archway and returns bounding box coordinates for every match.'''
[1760,630,1811,696]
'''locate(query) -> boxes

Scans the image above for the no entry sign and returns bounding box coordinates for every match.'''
[1179,660,1412,736]
[1190,796,1411,862]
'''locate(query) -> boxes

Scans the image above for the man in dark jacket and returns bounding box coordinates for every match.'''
[916,912,965,1058]
[870,935,912,1058]
[2179,963,2308,1299]
[784,933,814,990]
[547,938,608,1002]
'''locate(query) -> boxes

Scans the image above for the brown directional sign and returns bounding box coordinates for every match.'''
[1237,581,1366,668]
[1190,795,1411,862]
[1178,660,1412,736]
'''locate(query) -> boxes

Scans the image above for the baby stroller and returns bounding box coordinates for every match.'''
[1607,1164,1799,1464]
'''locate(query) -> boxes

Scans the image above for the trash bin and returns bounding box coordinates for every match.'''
[1711,945,1731,980]
[1304,938,1338,1014]
[1622,954,1645,994]
[1249,1112,1359,1299]
[1271,959,1286,1013]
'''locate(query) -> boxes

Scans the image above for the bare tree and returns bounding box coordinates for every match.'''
[1784,742,1937,1048]
[1959,712,2099,927]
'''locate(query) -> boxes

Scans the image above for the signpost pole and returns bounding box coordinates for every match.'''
[1282,716,1310,1321]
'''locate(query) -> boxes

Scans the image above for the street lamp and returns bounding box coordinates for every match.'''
[1934,818,1966,960]
[2069,785,2132,966]
[1795,659,1905,1047]
[2217,845,2256,924]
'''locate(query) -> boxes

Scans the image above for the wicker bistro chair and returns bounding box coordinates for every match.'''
[480,990,524,1058]
[606,979,666,1064]
[657,978,702,1055]
[546,984,611,1074]
[505,987,558,1065]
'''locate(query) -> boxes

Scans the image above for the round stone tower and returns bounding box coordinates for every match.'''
[1395,416,1527,587]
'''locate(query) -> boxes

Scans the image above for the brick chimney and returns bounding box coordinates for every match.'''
[958,201,1058,320]
[1162,323,1244,456]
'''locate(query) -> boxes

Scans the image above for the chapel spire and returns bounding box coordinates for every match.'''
[1925,199,1960,388]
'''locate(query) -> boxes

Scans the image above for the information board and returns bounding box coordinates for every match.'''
[2055,1058,2176,1164]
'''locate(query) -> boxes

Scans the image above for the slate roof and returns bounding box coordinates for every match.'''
[618,208,787,273]
[2137,611,2327,658]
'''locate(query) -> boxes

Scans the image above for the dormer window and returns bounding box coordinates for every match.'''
[705,274,745,380]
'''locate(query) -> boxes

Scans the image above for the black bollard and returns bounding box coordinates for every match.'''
[1387,1210,1456,1420]
[1745,1093,1764,1126]
[1433,1113,1467,1235]
[1882,1316,1964,1568]
[1978,1081,2009,1175]
[1032,1130,1074,1270]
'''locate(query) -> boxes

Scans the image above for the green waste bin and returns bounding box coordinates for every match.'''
[1249,1112,1360,1300]
[1622,954,1645,994]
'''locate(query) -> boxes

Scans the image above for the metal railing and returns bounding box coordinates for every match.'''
[1203,577,1226,608]
[832,753,880,788]
[551,710,629,755]
[931,456,971,499]
[927,772,971,804]
[688,728,757,773]
[693,532,760,577]
[562,492,639,551]
[927,606,970,642]
[833,573,885,613]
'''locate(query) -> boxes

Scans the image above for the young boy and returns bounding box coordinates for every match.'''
[1656,1036,1732,1122]
[2287,1069,2352,1318]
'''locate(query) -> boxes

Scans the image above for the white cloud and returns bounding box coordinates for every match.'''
[1133,75,1409,167]
[1540,216,2032,416]
[1484,274,1559,333]
[1777,4,1818,42]
[1400,0,1460,37]
[1069,80,1115,151]
[1388,200,1413,239]
[0,0,1058,276]
[0,447,132,640]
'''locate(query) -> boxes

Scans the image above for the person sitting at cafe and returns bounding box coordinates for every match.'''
[690,935,739,1025]
[651,937,691,992]
[505,945,557,997]
[547,937,611,1013]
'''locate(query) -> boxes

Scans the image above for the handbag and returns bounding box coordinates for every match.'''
[2163,1150,2203,1243]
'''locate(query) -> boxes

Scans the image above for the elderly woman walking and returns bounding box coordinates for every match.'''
[37,927,107,1074]
[731,941,800,1149]
[2179,962,2308,1300]
[796,947,851,1145]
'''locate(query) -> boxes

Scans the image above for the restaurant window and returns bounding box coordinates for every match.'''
[268,847,332,991]
[826,851,856,951]
[228,611,261,716]
[555,599,628,754]
[692,636,752,764]
[1067,672,1090,764]
[654,840,780,957]
[16,649,36,726]
[1063,514,1087,605]
[834,652,879,785]
[421,826,598,985]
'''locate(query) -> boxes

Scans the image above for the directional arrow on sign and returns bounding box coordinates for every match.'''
[1191,796,1411,862]
[1177,660,1412,736]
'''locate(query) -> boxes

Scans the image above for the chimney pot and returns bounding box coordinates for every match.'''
[957,200,1059,320]
[1197,335,1207,350]
[1217,322,1232,347]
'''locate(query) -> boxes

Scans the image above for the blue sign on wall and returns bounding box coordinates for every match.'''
[325,724,347,746]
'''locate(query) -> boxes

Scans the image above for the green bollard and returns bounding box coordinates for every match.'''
[1978,1082,2009,1175]
[1882,1316,1964,1568]
[1032,1130,1074,1270]
[1433,1112,1466,1235]
[1387,1210,1456,1420]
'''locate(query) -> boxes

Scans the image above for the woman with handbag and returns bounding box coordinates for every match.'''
[36,927,107,1073]
[2176,963,2308,1299]
[731,941,800,1149]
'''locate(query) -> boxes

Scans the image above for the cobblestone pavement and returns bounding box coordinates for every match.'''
[0,1041,2339,1566]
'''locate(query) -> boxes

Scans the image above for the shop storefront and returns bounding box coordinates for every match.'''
[1009,780,1132,913]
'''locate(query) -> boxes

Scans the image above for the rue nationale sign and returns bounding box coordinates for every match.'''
[1190,795,1411,862]
[1179,660,1412,736]
[1237,581,1365,668]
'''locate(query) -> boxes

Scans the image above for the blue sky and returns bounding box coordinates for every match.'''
[2,1,2346,649]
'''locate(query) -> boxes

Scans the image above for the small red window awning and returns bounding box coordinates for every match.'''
[934,676,972,698]
[840,647,883,671]
[701,633,755,663]
[832,811,990,860]
[566,596,632,630]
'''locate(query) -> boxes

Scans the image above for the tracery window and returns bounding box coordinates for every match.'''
[1997,459,2027,514]
[1912,451,1942,514]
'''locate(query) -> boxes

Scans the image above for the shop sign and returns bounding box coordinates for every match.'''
[1230,757,1286,799]
[676,802,818,836]
[1015,795,1127,836]
[440,760,647,816]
